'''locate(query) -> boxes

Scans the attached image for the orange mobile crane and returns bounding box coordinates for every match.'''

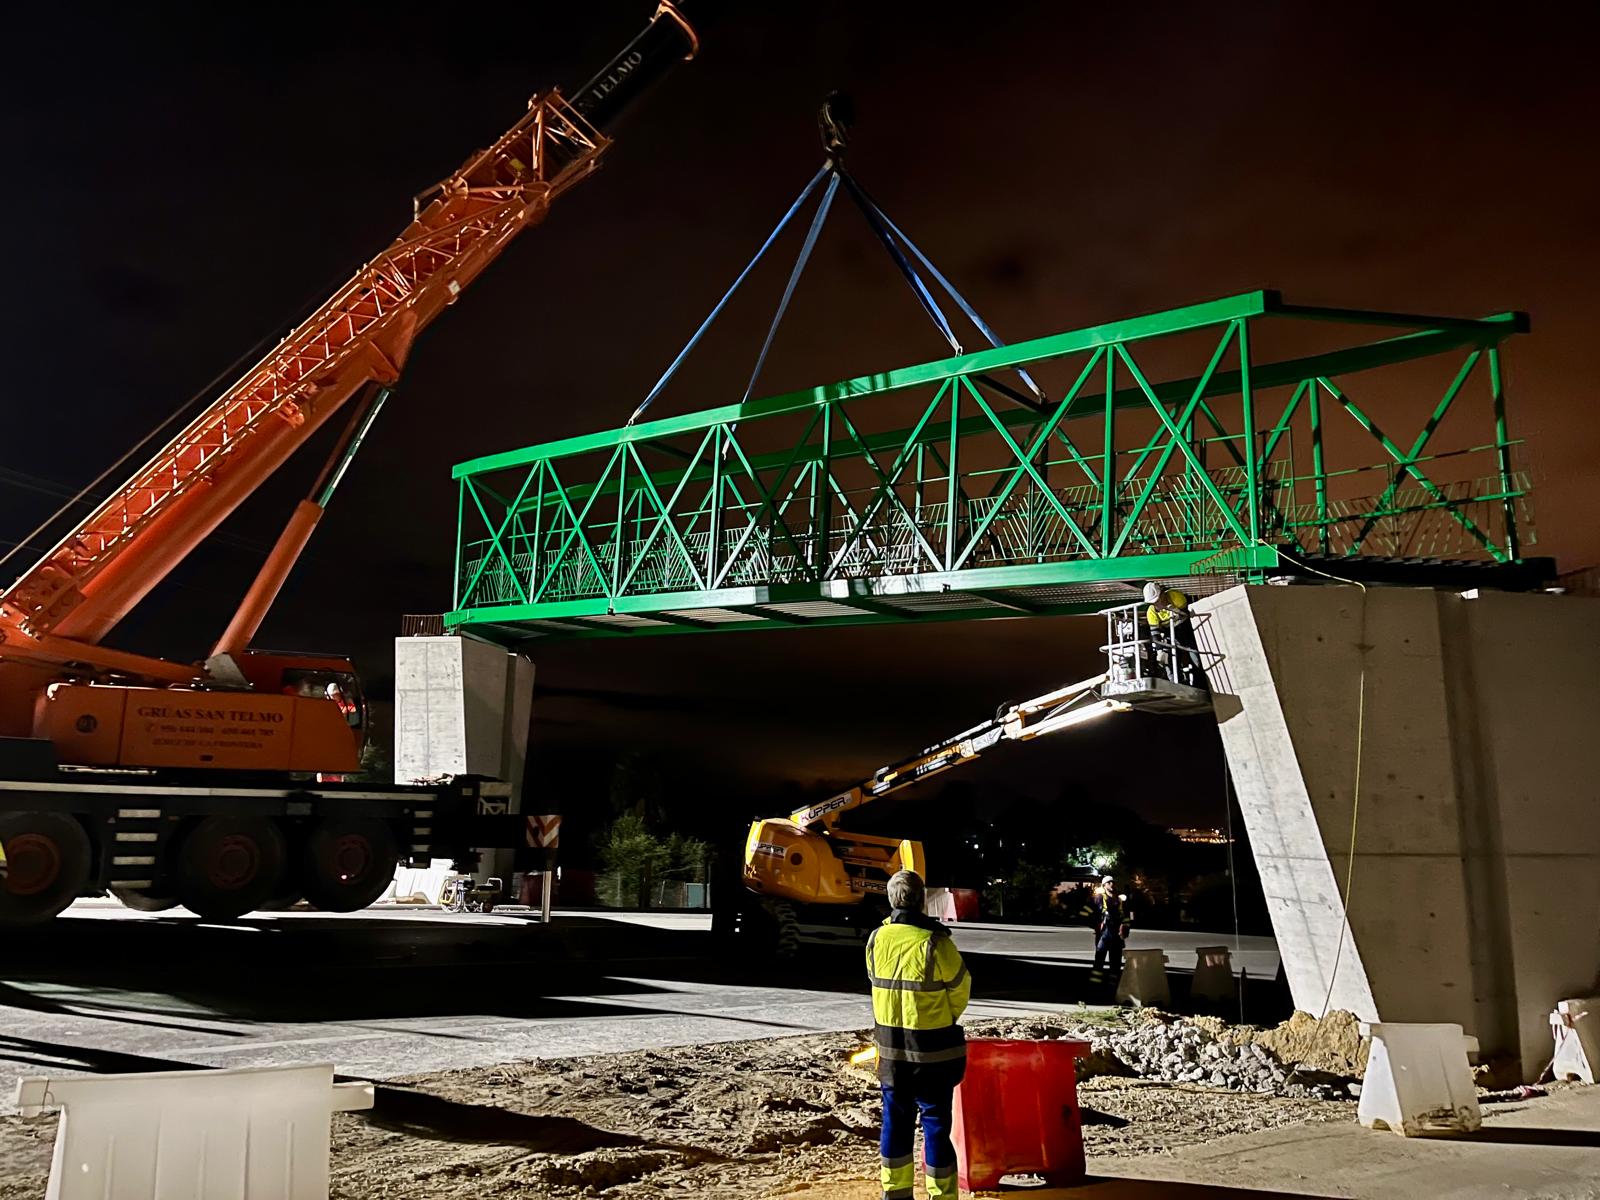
[0,3,711,925]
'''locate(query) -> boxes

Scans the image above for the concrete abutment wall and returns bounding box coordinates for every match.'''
[1196,584,1600,1079]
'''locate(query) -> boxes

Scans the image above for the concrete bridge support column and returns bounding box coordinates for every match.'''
[1195,584,1600,1079]
[394,634,536,883]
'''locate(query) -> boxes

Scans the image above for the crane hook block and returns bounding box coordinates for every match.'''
[818,91,855,160]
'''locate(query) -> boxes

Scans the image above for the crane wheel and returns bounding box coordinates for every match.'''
[300,818,398,913]
[110,886,181,913]
[175,816,288,921]
[766,899,801,960]
[0,811,92,926]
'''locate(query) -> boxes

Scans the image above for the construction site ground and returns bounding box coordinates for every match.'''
[0,905,1277,1100]
[1,1016,1595,1199]
[2,907,1596,1198]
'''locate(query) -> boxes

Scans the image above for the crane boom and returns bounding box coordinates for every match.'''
[0,3,704,679]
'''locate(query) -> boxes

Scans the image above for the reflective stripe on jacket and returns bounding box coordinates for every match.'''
[866,913,971,1068]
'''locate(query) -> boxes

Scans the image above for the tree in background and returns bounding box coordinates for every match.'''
[591,820,709,908]
[596,813,671,907]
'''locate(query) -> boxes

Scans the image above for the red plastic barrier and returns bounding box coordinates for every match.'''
[950,888,981,922]
[952,1037,1090,1191]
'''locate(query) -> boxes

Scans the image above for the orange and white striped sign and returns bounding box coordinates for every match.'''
[525,814,561,849]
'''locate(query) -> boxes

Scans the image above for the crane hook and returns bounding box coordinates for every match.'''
[818,90,855,161]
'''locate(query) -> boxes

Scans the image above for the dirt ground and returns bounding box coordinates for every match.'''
[0,1011,1356,1200]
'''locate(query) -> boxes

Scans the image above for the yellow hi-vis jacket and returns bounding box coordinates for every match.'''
[867,913,971,1077]
[1146,587,1190,627]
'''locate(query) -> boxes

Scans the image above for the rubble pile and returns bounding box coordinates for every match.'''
[969,1009,1362,1100]
[1089,1016,1355,1100]
[1249,1008,1368,1077]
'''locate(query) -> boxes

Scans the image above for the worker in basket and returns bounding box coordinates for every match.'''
[1143,581,1208,690]
[868,869,971,1200]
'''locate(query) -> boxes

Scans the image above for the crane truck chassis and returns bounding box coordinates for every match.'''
[0,739,533,924]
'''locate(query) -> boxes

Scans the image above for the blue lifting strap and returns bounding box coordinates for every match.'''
[742,171,839,404]
[628,164,831,425]
[842,170,1048,405]
[837,170,962,355]
[629,161,1044,427]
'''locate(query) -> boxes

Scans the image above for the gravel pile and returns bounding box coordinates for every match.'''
[1090,1018,1353,1099]
[969,1010,1359,1101]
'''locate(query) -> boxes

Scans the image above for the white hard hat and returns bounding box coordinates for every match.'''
[1142,581,1163,604]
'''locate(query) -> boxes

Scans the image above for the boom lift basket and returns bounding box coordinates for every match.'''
[1099,601,1219,713]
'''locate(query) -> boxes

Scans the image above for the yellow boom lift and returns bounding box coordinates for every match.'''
[729,601,1218,954]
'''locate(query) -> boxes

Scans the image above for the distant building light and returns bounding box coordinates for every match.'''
[1171,827,1233,845]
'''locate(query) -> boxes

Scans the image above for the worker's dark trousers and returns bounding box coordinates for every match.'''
[1094,930,1124,976]
[1173,620,1209,691]
[881,1070,959,1198]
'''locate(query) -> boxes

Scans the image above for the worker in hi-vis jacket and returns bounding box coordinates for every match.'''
[1091,874,1131,981]
[1143,580,1208,690]
[867,870,971,1200]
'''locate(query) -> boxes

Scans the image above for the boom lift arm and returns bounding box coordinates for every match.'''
[789,674,1125,833]
[742,603,1220,917]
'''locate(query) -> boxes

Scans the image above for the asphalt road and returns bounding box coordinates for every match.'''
[0,903,1280,1110]
[947,920,1280,979]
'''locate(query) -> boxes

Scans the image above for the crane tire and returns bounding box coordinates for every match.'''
[0,811,92,926]
[176,816,287,921]
[300,818,398,913]
[110,886,181,913]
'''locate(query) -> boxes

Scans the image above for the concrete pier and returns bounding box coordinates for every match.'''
[1197,583,1600,1078]
[394,634,535,880]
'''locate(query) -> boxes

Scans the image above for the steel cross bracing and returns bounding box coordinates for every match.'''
[448,290,1536,641]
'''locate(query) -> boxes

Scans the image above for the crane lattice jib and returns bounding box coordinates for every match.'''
[2,94,607,649]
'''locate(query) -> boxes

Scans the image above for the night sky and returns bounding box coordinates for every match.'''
[4,3,1597,839]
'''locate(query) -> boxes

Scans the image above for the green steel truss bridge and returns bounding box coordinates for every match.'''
[447,290,1539,642]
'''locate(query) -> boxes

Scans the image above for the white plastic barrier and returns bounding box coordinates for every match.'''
[1191,945,1237,1005]
[923,887,957,922]
[1358,1022,1481,1136]
[16,1063,374,1200]
[385,857,457,905]
[1550,998,1599,1084]
[1115,948,1171,1007]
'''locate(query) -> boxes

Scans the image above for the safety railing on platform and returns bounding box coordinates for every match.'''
[448,290,1533,635]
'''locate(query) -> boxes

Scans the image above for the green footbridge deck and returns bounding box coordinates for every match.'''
[446,290,1538,642]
